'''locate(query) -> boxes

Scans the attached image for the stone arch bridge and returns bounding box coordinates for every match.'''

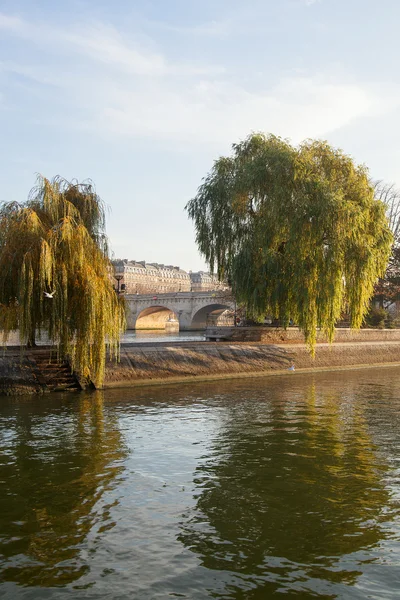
[125,291,234,330]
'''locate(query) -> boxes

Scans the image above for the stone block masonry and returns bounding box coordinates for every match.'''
[2,335,400,394]
[103,340,400,389]
[205,326,400,344]
[0,350,42,394]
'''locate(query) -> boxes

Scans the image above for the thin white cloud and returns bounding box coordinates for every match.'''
[0,13,224,77]
[0,13,25,32]
[147,18,232,38]
[93,76,394,145]
[63,25,168,76]
[0,11,397,148]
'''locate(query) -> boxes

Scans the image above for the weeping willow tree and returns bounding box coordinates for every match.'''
[0,176,125,387]
[186,134,393,352]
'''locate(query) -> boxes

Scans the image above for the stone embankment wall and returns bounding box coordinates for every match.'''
[103,340,400,389]
[0,350,41,395]
[205,326,400,344]
[2,333,400,394]
[104,343,292,387]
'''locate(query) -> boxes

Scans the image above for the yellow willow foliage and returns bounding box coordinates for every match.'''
[186,134,393,354]
[0,176,126,387]
[39,239,53,289]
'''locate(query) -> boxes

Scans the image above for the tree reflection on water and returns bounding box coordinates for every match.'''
[178,378,400,597]
[0,393,127,587]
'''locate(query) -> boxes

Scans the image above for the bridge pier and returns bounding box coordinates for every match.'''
[125,300,138,329]
[177,310,192,331]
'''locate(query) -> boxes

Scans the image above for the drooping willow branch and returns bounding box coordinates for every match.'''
[0,175,126,387]
[186,134,392,353]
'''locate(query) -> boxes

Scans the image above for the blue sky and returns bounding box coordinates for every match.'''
[1,0,400,270]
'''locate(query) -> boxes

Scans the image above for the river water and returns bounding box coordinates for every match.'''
[1,367,400,599]
[3,330,205,346]
[121,330,205,344]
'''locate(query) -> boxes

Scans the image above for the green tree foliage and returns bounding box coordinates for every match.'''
[186,134,392,351]
[0,176,125,386]
[373,181,400,306]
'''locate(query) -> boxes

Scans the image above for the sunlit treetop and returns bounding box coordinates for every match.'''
[186,133,393,352]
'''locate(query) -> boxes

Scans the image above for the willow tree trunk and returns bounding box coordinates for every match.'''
[27,323,36,348]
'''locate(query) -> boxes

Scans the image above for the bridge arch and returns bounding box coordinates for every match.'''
[135,305,178,330]
[191,303,233,329]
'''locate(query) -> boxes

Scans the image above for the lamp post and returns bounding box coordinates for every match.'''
[114,274,123,295]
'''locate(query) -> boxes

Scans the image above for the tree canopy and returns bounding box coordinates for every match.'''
[186,134,393,351]
[0,176,125,387]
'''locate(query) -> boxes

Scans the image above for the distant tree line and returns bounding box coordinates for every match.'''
[373,181,400,310]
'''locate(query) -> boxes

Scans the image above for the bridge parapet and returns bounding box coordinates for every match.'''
[125,291,231,300]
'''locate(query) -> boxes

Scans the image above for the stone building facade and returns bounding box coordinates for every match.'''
[188,271,228,292]
[112,260,228,294]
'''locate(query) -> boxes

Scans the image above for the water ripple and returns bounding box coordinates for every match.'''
[1,369,400,597]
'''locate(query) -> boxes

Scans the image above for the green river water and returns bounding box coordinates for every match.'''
[1,367,400,599]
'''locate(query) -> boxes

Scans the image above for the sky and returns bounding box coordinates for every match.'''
[1,0,400,271]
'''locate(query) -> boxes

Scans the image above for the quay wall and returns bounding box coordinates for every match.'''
[0,350,41,395]
[205,326,400,343]
[2,336,400,394]
[103,340,400,388]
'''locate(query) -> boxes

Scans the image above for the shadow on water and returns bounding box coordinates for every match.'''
[0,393,128,588]
[177,375,400,598]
